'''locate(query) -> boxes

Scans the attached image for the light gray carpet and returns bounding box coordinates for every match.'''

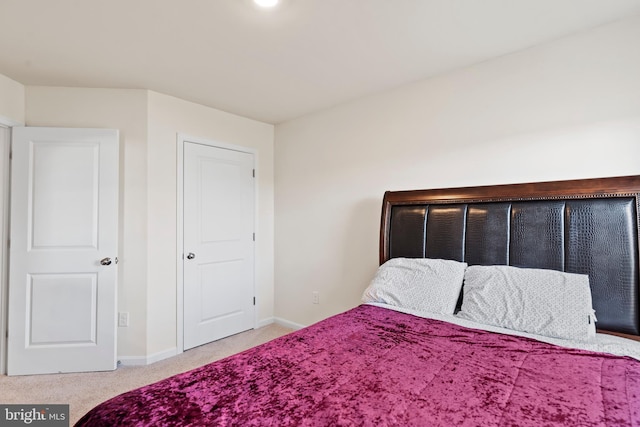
[0,323,292,425]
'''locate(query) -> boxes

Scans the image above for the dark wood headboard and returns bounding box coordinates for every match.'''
[380,175,640,339]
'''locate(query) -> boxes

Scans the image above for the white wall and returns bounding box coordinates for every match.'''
[146,91,275,355]
[0,73,25,124]
[274,16,640,326]
[25,87,150,357]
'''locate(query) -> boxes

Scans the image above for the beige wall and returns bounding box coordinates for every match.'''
[146,91,275,355]
[26,87,151,357]
[274,16,640,326]
[0,73,25,124]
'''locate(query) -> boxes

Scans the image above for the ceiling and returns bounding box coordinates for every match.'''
[1,0,639,124]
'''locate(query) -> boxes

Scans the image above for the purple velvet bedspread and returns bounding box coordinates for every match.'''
[76,305,640,426]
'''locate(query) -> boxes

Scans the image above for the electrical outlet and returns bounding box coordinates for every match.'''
[118,312,129,327]
[312,291,320,304]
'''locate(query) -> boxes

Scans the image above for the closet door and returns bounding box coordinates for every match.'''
[182,141,255,350]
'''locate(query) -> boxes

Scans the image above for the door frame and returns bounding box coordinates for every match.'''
[0,115,23,375]
[176,133,257,354]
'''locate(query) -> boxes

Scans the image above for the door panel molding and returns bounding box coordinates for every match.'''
[176,134,257,353]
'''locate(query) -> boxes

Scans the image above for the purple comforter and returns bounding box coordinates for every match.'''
[76,305,640,426]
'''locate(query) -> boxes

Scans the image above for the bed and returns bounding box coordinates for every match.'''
[77,175,640,426]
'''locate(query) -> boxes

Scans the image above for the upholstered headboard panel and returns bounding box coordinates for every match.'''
[380,176,640,337]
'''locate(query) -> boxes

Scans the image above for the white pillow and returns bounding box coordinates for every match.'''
[361,257,467,315]
[457,265,597,341]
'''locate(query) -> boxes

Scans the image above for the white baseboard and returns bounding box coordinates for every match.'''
[118,347,178,366]
[256,317,274,328]
[117,319,305,366]
[274,317,306,330]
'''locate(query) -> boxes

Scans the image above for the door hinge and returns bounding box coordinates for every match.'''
[252,169,255,178]
[253,296,256,306]
[252,232,255,241]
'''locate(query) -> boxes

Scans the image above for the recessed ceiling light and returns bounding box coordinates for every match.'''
[254,0,279,8]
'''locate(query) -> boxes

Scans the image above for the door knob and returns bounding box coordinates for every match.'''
[186,253,196,260]
[100,257,112,266]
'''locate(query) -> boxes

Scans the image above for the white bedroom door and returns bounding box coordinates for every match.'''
[7,127,119,375]
[183,141,255,350]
